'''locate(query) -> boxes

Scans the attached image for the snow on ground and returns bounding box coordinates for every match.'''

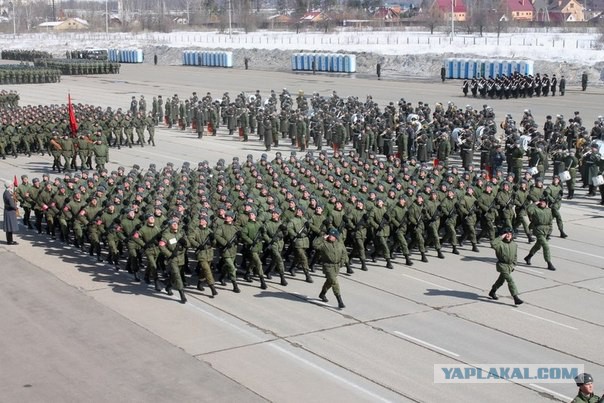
[1,29,603,82]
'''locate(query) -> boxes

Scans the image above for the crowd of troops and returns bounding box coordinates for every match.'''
[0,65,61,85]
[34,59,120,75]
[462,72,566,99]
[0,90,19,109]
[1,49,53,62]
[0,102,156,163]
[13,139,570,306]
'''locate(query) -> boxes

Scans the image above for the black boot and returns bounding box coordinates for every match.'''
[360,260,368,271]
[244,272,253,283]
[144,272,150,284]
[305,273,313,283]
[524,254,532,265]
[472,243,479,253]
[488,288,499,300]
[437,249,445,259]
[232,280,241,293]
[178,290,187,304]
[404,255,413,266]
[279,274,288,286]
[452,246,459,255]
[165,284,173,296]
[319,288,329,302]
[96,249,103,263]
[527,235,534,243]
[154,279,161,291]
[346,261,354,274]
[513,295,524,305]
[547,261,556,271]
[336,295,345,309]
[133,271,141,282]
[259,276,267,290]
[197,280,205,291]
[209,284,218,297]
[288,265,296,277]
[421,252,428,263]
[386,258,393,269]
[560,231,568,238]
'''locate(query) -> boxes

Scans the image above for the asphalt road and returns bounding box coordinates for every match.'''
[0,64,603,403]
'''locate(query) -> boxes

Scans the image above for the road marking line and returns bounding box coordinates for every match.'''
[394,331,460,357]
[550,244,604,259]
[528,383,572,401]
[400,274,453,291]
[515,267,544,275]
[270,344,395,403]
[512,310,578,330]
[187,302,394,402]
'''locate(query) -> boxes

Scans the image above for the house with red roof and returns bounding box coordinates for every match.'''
[503,0,535,21]
[432,0,467,22]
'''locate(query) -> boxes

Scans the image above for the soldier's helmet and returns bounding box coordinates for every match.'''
[575,373,593,386]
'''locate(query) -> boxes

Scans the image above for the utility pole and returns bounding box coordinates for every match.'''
[228,0,232,38]
[451,0,455,37]
[9,2,16,38]
[105,0,109,33]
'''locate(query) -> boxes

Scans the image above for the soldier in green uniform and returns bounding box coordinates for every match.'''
[214,211,241,293]
[120,207,142,281]
[368,198,393,269]
[389,195,413,266]
[524,198,556,271]
[239,210,267,289]
[477,182,497,242]
[187,215,218,297]
[544,176,568,238]
[16,175,33,229]
[571,373,602,403]
[513,180,533,243]
[488,228,524,306]
[158,218,188,303]
[133,214,163,291]
[458,186,480,252]
[440,188,460,255]
[424,190,445,259]
[262,209,288,286]
[314,228,347,309]
[287,206,313,283]
[407,193,429,263]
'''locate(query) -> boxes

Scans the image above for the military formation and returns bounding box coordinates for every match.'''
[462,72,566,99]
[0,90,19,109]
[10,83,604,307]
[12,135,570,307]
[0,102,156,161]
[1,49,53,62]
[0,65,61,85]
[34,59,120,75]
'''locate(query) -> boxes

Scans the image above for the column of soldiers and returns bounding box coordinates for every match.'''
[34,59,120,75]
[0,102,156,161]
[0,65,61,84]
[462,72,566,99]
[14,140,572,306]
[1,49,53,62]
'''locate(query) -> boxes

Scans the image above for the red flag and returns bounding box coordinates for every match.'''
[13,175,18,187]
[68,93,78,136]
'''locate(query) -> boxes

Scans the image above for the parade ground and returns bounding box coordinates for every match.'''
[0,63,603,402]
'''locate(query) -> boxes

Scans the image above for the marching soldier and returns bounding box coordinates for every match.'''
[488,228,524,306]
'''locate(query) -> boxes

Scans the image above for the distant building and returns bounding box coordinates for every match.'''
[503,0,535,21]
[38,17,89,31]
[431,0,467,22]
[548,0,585,21]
